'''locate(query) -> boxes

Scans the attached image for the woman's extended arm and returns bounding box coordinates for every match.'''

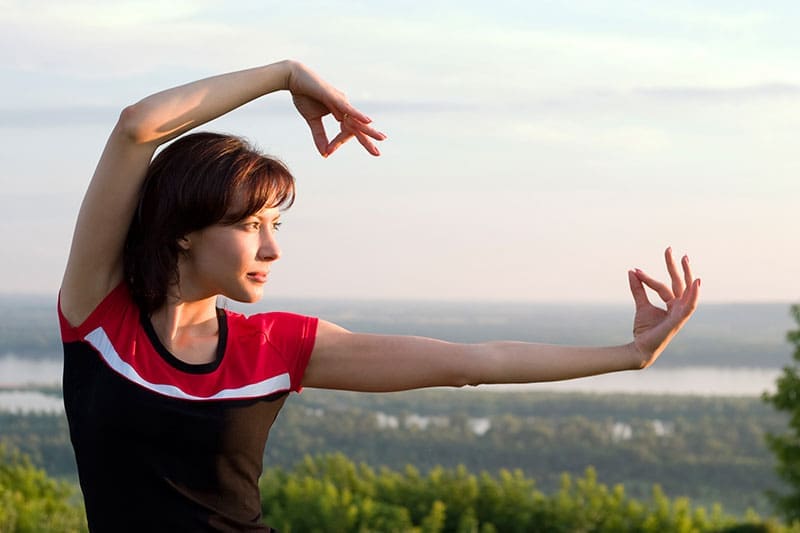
[302,248,701,391]
[60,61,383,326]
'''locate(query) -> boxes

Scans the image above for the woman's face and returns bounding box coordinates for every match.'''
[179,206,282,303]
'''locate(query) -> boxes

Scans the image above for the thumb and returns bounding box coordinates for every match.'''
[629,270,649,309]
[306,118,329,157]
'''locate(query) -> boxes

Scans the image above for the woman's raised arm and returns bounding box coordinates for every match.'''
[60,61,384,325]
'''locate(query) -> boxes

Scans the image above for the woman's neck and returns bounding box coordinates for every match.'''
[149,296,220,365]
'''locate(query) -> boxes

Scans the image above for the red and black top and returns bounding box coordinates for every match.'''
[58,282,318,532]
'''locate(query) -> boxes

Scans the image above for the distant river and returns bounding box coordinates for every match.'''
[480,366,781,396]
[0,354,783,413]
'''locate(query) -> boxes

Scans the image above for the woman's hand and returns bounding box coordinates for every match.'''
[628,247,701,369]
[286,61,386,157]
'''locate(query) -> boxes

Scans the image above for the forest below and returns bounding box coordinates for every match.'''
[0,388,790,519]
[4,446,797,532]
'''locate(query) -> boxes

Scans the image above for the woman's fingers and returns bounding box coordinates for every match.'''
[664,247,684,298]
[634,268,674,304]
[290,76,383,156]
[682,255,694,294]
[353,130,381,156]
[306,117,330,157]
[667,277,701,331]
[628,270,651,309]
[344,116,386,141]
[682,277,701,315]
[634,249,700,315]
[326,130,354,157]
[336,104,372,125]
[326,115,385,157]
[328,130,379,157]
[340,112,386,142]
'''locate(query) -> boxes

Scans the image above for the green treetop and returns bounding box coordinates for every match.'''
[764,304,800,523]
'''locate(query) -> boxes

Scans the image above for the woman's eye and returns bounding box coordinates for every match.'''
[246,222,260,230]
[272,222,282,231]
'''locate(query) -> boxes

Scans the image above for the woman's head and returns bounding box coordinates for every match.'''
[124,132,295,313]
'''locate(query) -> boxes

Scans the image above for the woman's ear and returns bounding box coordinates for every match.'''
[177,236,191,251]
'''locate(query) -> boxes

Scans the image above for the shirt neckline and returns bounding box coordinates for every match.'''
[140,308,228,374]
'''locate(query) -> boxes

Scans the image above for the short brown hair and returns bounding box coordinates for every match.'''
[123,132,295,313]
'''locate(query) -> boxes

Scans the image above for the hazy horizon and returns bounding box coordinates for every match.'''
[0,290,796,306]
[3,295,793,369]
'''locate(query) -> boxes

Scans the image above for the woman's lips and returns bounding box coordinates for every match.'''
[247,272,268,283]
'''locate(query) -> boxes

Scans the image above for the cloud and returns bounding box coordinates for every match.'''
[620,3,771,33]
[511,120,670,154]
[352,100,476,113]
[0,99,480,129]
[0,193,78,221]
[0,107,118,128]
[0,2,242,78]
[5,78,799,131]
[636,83,800,102]
[4,0,215,27]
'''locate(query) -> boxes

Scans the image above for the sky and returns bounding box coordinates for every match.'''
[0,0,798,303]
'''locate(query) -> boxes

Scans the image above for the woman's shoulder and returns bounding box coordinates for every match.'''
[224,309,318,352]
[225,308,317,330]
[58,280,136,341]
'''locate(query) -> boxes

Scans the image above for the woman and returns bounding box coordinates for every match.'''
[59,60,700,532]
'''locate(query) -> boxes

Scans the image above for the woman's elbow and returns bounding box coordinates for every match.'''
[450,343,492,388]
[116,104,151,144]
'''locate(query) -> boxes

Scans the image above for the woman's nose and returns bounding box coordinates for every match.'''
[257,231,281,261]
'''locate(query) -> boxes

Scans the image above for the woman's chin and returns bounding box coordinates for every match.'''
[222,287,265,304]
